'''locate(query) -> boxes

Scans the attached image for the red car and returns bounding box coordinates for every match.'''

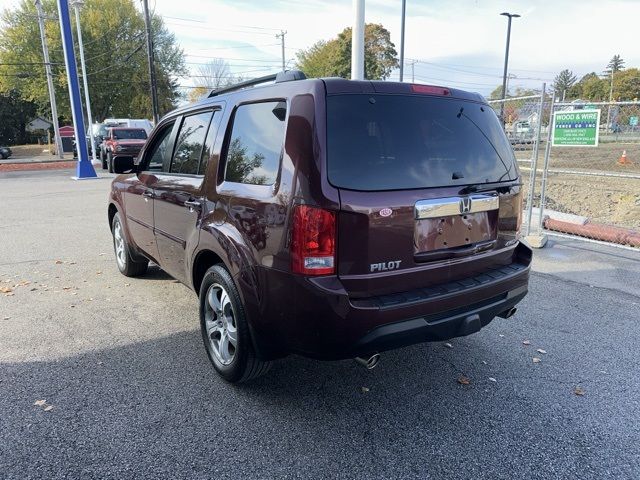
[107,71,530,383]
[102,127,148,173]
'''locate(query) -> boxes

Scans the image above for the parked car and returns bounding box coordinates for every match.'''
[107,71,530,383]
[102,127,148,173]
[0,146,12,159]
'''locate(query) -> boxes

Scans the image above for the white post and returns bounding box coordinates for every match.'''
[35,0,64,159]
[72,2,98,165]
[351,0,365,80]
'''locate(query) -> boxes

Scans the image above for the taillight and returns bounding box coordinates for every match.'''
[291,205,336,275]
[498,191,523,237]
[411,84,451,96]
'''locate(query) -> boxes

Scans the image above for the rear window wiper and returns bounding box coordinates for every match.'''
[459,181,522,195]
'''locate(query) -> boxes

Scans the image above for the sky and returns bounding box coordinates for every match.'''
[2,0,640,97]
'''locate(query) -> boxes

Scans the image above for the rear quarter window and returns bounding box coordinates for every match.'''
[327,94,517,191]
[223,101,287,185]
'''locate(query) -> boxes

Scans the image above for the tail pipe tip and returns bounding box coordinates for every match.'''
[354,353,380,370]
[498,307,518,319]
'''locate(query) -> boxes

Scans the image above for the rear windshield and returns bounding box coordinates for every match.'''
[327,94,517,191]
[113,129,147,140]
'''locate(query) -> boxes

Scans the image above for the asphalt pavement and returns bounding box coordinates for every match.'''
[1,168,639,479]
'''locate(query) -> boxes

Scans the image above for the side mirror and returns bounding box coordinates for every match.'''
[113,156,137,174]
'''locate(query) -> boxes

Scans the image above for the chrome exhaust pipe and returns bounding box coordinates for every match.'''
[498,307,517,319]
[354,353,380,370]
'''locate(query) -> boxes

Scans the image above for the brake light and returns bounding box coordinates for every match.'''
[291,205,336,275]
[411,84,451,96]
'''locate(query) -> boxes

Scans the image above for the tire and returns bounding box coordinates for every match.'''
[107,151,114,173]
[199,265,271,383]
[111,212,148,277]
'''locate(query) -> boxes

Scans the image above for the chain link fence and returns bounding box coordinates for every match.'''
[490,92,640,250]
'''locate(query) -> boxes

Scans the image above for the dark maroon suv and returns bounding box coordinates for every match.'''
[107,71,530,383]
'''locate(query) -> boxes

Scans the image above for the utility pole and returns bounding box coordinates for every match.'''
[71,0,98,165]
[142,0,159,124]
[276,30,287,71]
[399,0,406,82]
[606,70,614,131]
[351,0,365,80]
[407,59,417,83]
[34,0,63,159]
[499,12,520,125]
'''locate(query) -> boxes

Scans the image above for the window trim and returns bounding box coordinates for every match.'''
[218,98,289,188]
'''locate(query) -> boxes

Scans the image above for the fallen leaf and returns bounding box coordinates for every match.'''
[499,334,505,338]
[70,305,75,308]
[68,262,76,265]
[34,399,46,406]
[457,376,470,385]
[0,286,12,293]
[574,387,585,396]
[532,357,541,363]
[43,405,54,412]
[536,349,547,355]
[96,271,102,275]
[54,260,63,264]
[361,387,370,393]
[62,286,72,291]
[522,340,531,346]
[444,342,453,349]
[488,377,497,382]
[30,287,37,291]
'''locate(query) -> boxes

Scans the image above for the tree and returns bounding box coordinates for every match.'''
[568,72,608,100]
[612,68,640,100]
[187,59,245,103]
[489,85,506,100]
[0,89,37,144]
[296,23,398,80]
[606,55,625,74]
[552,69,577,99]
[0,0,186,122]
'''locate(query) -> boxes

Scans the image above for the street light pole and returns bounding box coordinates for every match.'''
[71,0,98,165]
[34,0,63,159]
[351,0,365,80]
[399,0,406,82]
[499,12,520,125]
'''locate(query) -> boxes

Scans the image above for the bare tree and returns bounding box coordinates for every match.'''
[194,58,231,90]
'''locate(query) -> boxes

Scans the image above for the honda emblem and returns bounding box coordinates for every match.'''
[459,197,472,214]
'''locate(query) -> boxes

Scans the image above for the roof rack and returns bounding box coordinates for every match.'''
[208,70,307,98]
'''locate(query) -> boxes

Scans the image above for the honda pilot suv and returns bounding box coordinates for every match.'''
[107,71,530,383]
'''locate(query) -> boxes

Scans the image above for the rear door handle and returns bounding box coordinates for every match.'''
[184,199,202,211]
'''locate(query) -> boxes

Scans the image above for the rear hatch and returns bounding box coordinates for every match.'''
[326,89,523,298]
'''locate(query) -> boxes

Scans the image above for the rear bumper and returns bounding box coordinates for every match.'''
[244,243,532,360]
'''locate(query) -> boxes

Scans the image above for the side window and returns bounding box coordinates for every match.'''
[198,110,221,175]
[171,111,213,175]
[224,101,286,185]
[146,122,175,172]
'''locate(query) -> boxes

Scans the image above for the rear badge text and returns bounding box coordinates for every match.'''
[370,260,402,273]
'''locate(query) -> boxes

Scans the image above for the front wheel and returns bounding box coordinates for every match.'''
[199,265,271,383]
[111,212,148,277]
